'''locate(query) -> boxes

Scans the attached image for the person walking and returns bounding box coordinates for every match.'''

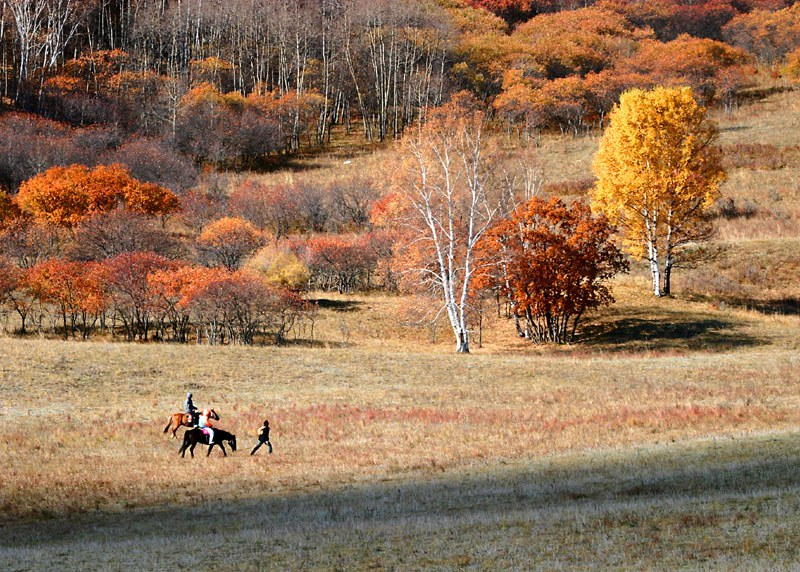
[250,419,272,455]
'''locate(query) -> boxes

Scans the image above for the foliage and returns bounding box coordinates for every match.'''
[591,86,725,297]
[15,164,179,227]
[98,251,178,341]
[392,94,512,352]
[616,34,754,105]
[178,268,309,345]
[0,190,20,229]
[196,217,265,270]
[723,3,800,63]
[474,197,627,343]
[24,258,105,339]
[247,246,311,292]
[299,234,382,294]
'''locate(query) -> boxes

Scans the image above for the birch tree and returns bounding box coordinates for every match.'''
[395,95,508,353]
[591,86,725,297]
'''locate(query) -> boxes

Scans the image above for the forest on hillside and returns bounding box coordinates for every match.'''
[1,0,799,349]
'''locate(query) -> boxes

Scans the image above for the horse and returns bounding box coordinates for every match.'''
[179,427,237,458]
[163,408,219,439]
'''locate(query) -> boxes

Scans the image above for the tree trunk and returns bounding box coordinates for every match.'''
[647,240,662,297]
[663,252,673,297]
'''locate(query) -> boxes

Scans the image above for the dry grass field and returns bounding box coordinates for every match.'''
[2,88,800,570]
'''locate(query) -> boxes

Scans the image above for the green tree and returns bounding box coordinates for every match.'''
[591,86,725,297]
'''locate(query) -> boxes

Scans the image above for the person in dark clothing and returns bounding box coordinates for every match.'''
[250,419,272,455]
[184,392,198,425]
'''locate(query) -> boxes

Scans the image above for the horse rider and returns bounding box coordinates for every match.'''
[198,408,215,445]
[184,392,198,425]
[250,419,272,455]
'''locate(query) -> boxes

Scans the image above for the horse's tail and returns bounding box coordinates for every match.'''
[163,417,173,433]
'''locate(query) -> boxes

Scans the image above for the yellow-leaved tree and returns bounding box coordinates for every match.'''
[591,86,725,297]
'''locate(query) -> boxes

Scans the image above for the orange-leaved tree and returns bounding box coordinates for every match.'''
[591,86,725,297]
[15,164,179,227]
[178,268,308,345]
[196,217,265,270]
[0,189,21,229]
[474,197,628,344]
[24,258,106,339]
[98,251,178,341]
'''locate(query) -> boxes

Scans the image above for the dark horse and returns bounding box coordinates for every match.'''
[179,427,237,458]
[163,409,219,439]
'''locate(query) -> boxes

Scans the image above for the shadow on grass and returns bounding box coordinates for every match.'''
[719,296,800,316]
[311,298,363,312]
[4,432,800,568]
[580,314,762,352]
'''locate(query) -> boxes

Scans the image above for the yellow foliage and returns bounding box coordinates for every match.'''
[591,86,725,295]
[246,245,309,291]
[264,251,310,291]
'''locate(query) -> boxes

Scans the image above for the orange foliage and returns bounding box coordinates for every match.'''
[15,164,179,227]
[98,252,178,341]
[43,50,130,97]
[196,217,264,270]
[474,197,628,344]
[723,3,800,62]
[0,255,20,299]
[176,267,308,345]
[0,189,21,229]
[512,7,645,79]
[24,258,106,339]
[617,34,753,103]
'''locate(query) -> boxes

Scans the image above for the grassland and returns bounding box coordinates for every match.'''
[2,89,800,570]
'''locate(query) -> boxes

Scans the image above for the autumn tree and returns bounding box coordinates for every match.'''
[0,189,20,228]
[301,234,380,294]
[246,245,311,291]
[616,35,753,106]
[591,86,725,297]
[393,94,512,353]
[69,210,184,261]
[15,164,179,227]
[0,255,26,332]
[723,3,800,64]
[196,217,265,270]
[475,197,627,344]
[24,258,105,339]
[99,251,177,341]
[179,268,308,345]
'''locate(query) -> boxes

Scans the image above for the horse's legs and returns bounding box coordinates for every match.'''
[189,443,196,458]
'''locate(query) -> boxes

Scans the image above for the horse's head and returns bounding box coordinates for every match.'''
[228,434,237,452]
[210,409,220,421]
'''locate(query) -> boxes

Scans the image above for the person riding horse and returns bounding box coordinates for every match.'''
[184,392,198,425]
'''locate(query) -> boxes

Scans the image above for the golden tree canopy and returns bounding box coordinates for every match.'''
[591,86,725,295]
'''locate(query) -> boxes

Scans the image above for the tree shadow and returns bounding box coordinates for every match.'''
[719,296,800,316]
[312,299,363,313]
[581,314,762,353]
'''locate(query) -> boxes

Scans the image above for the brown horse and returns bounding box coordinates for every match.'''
[162,409,219,438]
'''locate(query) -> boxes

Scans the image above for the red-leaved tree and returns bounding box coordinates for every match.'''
[474,197,628,344]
